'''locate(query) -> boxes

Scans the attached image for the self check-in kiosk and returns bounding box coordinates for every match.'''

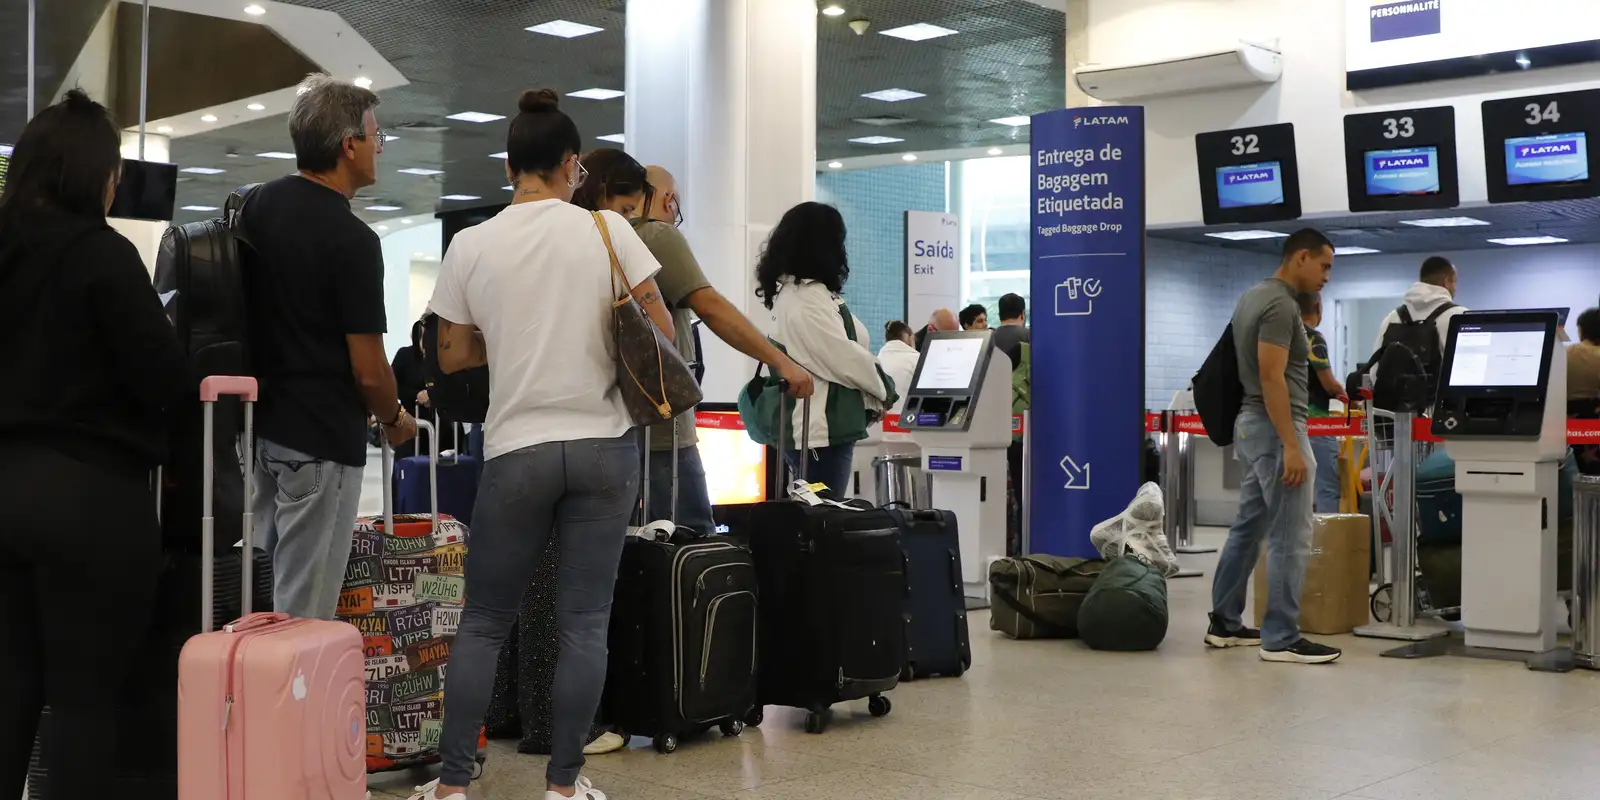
[1434,310,1566,653]
[901,331,1011,603]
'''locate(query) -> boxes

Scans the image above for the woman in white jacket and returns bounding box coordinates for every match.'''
[877,321,920,419]
[756,202,897,493]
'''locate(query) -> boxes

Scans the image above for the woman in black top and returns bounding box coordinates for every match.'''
[0,90,188,799]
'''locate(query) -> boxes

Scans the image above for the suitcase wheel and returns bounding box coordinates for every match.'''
[868,695,892,718]
[719,719,745,737]
[900,663,918,682]
[743,706,765,728]
[652,733,679,754]
[803,709,831,735]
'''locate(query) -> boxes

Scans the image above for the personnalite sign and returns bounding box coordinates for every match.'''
[904,211,960,330]
[1028,107,1145,559]
[1346,0,1600,89]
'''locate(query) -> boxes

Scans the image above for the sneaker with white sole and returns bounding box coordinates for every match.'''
[547,776,606,800]
[583,731,627,755]
[1203,613,1262,648]
[408,778,466,800]
[1259,638,1342,664]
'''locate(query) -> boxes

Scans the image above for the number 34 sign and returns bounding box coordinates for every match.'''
[1482,88,1600,204]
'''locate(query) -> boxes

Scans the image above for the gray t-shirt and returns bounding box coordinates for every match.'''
[1232,278,1309,423]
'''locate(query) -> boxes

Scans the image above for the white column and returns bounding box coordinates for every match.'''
[626,0,817,403]
[112,131,172,276]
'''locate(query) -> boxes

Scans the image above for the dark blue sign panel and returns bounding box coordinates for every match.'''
[1365,146,1440,195]
[1505,133,1590,185]
[1029,106,1145,559]
[1369,0,1441,43]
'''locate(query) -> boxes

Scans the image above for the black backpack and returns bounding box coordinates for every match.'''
[1191,323,1242,446]
[420,311,491,423]
[152,185,259,548]
[1364,304,1455,413]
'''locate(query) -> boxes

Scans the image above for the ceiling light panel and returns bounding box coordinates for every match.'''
[849,135,904,145]
[257,151,295,159]
[990,115,1031,127]
[180,167,226,175]
[1488,236,1568,246]
[440,194,481,201]
[181,205,219,211]
[1205,230,1289,241]
[488,151,509,159]
[446,111,505,123]
[597,133,626,143]
[526,20,603,38]
[1399,216,1489,228]
[861,88,926,102]
[568,88,624,100]
[365,205,402,212]
[1334,246,1382,255]
[397,167,444,176]
[879,23,957,41]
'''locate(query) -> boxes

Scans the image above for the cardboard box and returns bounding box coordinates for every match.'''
[1253,513,1371,635]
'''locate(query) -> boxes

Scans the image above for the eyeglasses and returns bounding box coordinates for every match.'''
[353,128,387,153]
[573,157,589,189]
[668,194,683,228]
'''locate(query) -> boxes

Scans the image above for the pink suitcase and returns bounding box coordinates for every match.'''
[177,376,367,799]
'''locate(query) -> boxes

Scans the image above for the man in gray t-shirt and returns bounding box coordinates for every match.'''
[1206,229,1341,665]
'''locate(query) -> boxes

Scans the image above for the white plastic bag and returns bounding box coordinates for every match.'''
[1089,482,1180,578]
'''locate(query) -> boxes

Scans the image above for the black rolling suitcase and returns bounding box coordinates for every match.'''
[716,394,906,735]
[887,508,970,680]
[603,426,759,754]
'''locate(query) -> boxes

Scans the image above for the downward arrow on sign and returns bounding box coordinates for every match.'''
[1060,456,1091,490]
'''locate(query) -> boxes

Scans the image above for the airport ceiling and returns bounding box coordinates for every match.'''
[1149,200,1600,257]
[3,0,1066,227]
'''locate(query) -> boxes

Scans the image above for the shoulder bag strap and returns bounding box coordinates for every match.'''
[593,211,669,407]
[591,211,629,305]
[1396,306,1415,325]
[991,586,1074,636]
[1424,302,1457,323]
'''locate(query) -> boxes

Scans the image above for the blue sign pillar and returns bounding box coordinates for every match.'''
[1028,106,1146,558]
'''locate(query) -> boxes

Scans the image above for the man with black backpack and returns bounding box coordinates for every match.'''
[1363,256,1466,412]
[1205,229,1342,665]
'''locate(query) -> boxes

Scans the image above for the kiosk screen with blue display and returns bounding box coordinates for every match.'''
[1505,133,1589,186]
[1216,162,1284,208]
[1365,146,1440,196]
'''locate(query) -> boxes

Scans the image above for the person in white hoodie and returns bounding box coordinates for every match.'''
[877,320,921,419]
[1369,256,1467,368]
[755,202,897,494]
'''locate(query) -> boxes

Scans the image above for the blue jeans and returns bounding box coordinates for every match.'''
[783,443,856,498]
[1210,411,1314,650]
[438,433,639,788]
[253,439,365,620]
[646,445,716,535]
[1311,434,1342,514]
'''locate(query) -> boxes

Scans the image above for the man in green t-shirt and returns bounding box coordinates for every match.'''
[1299,292,1347,513]
[635,166,812,532]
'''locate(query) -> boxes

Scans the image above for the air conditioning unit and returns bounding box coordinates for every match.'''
[1074,41,1282,103]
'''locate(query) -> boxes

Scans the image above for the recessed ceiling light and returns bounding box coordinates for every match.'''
[597,133,626,144]
[246,103,266,112]
[376,225,389,231]
[413,252,425,258]
[1489,235,1568,246]
[526,20,604,38]
[849,135,904,145]
[243,4,265,16]
[1334,246,1381,255]
[180,167,226,175]
[990,115,1031,127]
[503,185,515,191]
[568,88,625,100]
[397,167,444,176]
[1400,216,1489,228]
[902,153,919,162]
[440,194,481,201]
[200,114,219,123]
[821,4,846,16]
[879,22,957,41]
[353,76,373,89]
[383,134,399,142]
[257,151,296,159]
[181,205,219,212]
[446,111,505,124]
[488,151,509,159]
[987,147,1004,156]
[400,219,414,225]
[827,162,844,169]
[1205,230,1290,241]
[365,205,402,212]
[156,125,173,134]
[861,88,926,102]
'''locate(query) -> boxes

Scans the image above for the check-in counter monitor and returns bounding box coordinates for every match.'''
[902,331,998,436]
[1432,311,1559,440]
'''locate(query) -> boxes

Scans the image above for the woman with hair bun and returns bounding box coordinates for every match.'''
[415,89,673,800]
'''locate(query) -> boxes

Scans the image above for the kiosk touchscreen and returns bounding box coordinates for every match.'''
[1434,311,1566,654]
[903,331,1011,604]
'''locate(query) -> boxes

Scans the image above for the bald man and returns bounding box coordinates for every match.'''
[635,165,813,531]
[914,307,959,351]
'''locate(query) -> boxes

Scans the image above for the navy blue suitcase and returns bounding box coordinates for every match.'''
[393,420,480,524]
[887,508,971,680]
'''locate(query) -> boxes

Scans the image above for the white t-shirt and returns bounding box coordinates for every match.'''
[428,200,661,460]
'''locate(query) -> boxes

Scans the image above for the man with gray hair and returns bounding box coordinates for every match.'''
[240,73,415,619]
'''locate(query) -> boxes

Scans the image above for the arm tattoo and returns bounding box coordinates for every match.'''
[639,290,661,306]
[440,340,453,350]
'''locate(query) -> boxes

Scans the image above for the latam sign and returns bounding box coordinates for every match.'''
[1374,153,1431,171]
[1224,169,1277,185]
[1518,140,1580,159]
[1370,0,1442,43]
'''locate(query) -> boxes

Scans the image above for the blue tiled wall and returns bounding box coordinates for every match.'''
[816,163,947,349]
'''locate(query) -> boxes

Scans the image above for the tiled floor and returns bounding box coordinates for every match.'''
[367,531,1600,800]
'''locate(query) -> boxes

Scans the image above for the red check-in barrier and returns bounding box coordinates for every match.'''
[694,411,1025,436]
[1147,411,1600,444]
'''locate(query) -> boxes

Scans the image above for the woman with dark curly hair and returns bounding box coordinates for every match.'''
[754,202,896,493]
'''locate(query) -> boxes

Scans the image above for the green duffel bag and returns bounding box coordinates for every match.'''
[1077,555,1169,651]
[988,556,1107,639]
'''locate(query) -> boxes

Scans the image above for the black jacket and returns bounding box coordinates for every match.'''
[0,210,190,476]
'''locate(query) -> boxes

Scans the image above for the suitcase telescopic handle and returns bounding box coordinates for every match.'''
[200,375,258,634]
[776,381,811,493]
[382,417,440,535]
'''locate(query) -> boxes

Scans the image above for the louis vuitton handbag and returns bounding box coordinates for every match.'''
[592,211,702,424]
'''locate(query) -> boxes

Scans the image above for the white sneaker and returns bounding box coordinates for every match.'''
[583,731,627,755]
[408,778,466,800]
[547,776,606,800]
